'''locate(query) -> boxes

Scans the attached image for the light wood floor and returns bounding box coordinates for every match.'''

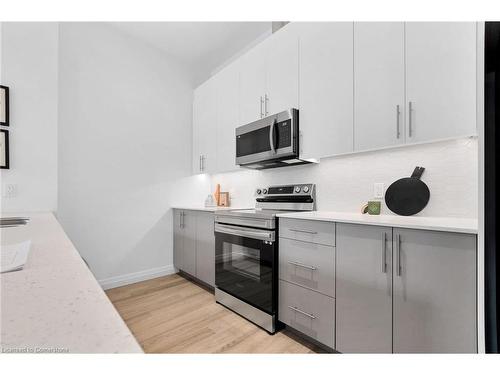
[106,273,325,353]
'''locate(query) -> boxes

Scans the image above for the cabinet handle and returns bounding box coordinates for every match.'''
[288,261,318,271]
[396,234,402,276]
[288,306,316,320]
[265,94,269,116]
[396,105,401,139]
[201,155,205,172]
[408,101,413,138]
[180,211,184,228]
[288,228,318,235]
[260,96,264,118]
[381,232,387,273]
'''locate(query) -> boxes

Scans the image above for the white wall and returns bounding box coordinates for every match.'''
[57,23,194,285]
[0,23,59,213]
[209,138,478,218]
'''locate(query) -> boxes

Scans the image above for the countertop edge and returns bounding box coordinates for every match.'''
[276,212,478,235]
[171,206,251,212]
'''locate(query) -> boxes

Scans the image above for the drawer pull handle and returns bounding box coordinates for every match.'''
[288,229,318,235]
[288,306,316,320]
[288,261,317,271]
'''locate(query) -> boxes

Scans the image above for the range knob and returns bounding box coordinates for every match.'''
[294,186,301,193]
[303,186,310,193]
[256,189,262,195]
[262,188,268,195]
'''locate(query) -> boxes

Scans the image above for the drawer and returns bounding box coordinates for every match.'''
[279,238,335,297]
[279,218,335,246]
[279,280,335,349]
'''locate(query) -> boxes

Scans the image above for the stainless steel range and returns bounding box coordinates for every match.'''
[214,184,316,333]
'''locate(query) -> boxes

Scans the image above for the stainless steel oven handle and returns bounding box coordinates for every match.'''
[288,261,317,271]
[269,118,277,154]
[215,223,275,242]
[288,306,316,320]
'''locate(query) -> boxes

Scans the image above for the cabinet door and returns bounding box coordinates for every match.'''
[405,22,476,143]
[192,78,217,174]
[173,210,184,270]
[265,25,299,115]
[393,228,477,353]
[181,211,197,276]
[215,63,240,173]
[354,22,405,151]
[239,42,267,125]
[195,212,215,286]
[297,22,353,160]
[336,224,393,353]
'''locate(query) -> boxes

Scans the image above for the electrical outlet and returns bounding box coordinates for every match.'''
[3,184,17,199]
[373,183,385,199]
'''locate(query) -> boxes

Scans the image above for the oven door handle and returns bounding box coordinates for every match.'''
[215,223,275,242]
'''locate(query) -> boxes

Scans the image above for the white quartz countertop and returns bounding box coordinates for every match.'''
[0,213,142,353]
[171,206,251,212]
[276,211,478,234]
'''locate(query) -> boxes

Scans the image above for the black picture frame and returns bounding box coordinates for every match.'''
[0,129,9,169]
[1,85,9,126]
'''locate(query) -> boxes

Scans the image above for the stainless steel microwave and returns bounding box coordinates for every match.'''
[235,108,313,169]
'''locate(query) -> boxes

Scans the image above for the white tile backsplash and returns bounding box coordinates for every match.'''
[209,138,478,218]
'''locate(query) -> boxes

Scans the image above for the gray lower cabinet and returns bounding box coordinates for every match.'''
[393,228,477,353]
[336,224,393,353]
[173,210,196,276]
[336,223,477,353]
[279,237,335,297]
[279,280,335,349]
[173,209,215,287]
[195,212,215,287]
[278,218,336,349]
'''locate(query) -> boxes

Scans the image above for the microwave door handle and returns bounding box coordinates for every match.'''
[269,118,277,154]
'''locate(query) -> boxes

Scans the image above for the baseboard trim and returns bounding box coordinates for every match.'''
[99,265,176,290]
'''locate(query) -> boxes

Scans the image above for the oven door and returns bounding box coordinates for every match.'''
[215,223,277,315]
[235,109,298,166]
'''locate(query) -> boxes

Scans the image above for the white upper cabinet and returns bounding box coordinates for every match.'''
[192,22,479,175]
[192,78,217,174]
[265,25,299,115]
[215,63,240,173]
[238,42,268,125]
[239,25,299,125]
[405,22,477,143]
[354,22,405,151]
[297,22,354,160]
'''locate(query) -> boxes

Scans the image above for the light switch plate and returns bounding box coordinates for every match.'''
[374,183,385,199]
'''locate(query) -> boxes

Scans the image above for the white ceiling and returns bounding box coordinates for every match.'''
[108,22,271,85]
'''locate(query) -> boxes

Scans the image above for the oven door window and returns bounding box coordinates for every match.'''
[215,231,275,314]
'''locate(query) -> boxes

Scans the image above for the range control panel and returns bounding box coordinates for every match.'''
[255,184,314,197]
